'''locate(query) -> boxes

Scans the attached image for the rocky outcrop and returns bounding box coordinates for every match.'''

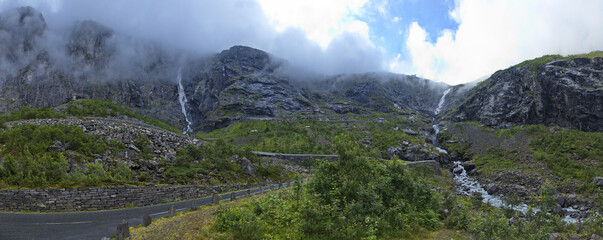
[447,56,603,132]
[188,46,315,130]
[386,141,450,164]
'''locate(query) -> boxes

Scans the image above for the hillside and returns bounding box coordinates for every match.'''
[444,53,603,132]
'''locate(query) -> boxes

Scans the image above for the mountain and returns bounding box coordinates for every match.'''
[444,54,603,132]
[0,7,450,133]
[1,7,602,133]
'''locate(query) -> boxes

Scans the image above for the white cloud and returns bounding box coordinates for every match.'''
[1,0,388,75]
[257,0,368,48]
[404,0,603,85]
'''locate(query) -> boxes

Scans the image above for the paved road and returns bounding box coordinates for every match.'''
[0,181,299,240]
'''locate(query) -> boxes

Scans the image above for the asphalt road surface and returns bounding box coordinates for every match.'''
[0,181,299,240]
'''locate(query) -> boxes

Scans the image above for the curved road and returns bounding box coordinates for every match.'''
[0,181,298,240]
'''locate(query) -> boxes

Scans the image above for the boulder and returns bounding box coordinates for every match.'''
[402,129,419,135]
[594,177,603,187]
[453,167,463,174]
[549,233,565,240]
[567,234,582,240]
[463,161,476,171]
[486,184,499,194]
[240,157,257,176]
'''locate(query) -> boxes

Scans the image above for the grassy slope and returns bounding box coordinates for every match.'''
[198,114,435,158]
[441,123,602,193]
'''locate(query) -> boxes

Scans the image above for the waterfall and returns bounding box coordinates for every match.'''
[434,88,451,115]
[177,68,193,135]
[432,88,451,152]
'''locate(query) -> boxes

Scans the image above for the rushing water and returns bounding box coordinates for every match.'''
[432,89,451,153]
[177,68,193,135]
[452,161,581,223]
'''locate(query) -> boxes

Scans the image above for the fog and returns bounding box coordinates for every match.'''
[0,0,387,76]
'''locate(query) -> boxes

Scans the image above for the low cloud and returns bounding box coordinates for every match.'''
[0,0,387,76]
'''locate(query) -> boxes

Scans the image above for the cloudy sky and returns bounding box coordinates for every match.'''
[1,0,603,84]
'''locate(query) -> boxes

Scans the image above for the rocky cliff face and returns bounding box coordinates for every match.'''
[0,7,449,133]
[310,73,449,116]
[186,46,315,130]
[446,56,603,132]
[2,7,601,134]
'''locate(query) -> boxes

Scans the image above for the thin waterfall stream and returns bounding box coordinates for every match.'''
[177,68,193,135]
[432,88,451,153]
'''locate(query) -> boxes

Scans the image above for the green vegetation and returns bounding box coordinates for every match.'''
[444,122,602,196]
[530,126,603,183]
[198,116,430,158]
[64,99,180,133]
[214,140,441,239]
[0,124,132,188]
[0,106,66,128]
[161,139,296,185]
[473,148,521,174]
[514,51,603,72]
[207,142,601,239]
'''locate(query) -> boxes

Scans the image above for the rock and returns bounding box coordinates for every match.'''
[486,184,499,194]
[549,233,565,240]
[449,56,603,132]
[453,167,463,174]
[402,129,419,135]
[468,169,479,176]
[591,234,602,240]
[240,157,256,176]
[557,195,567,208]
[48,140,65,152]
[128,144,140,152]
[554,205,565,215]
[463,161,476,171]
[594,177,603,187]
[567,234,582,240]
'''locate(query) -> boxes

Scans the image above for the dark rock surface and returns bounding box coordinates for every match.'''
[447,57,603,132]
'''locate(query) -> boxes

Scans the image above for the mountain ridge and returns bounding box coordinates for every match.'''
[1,6,602,133]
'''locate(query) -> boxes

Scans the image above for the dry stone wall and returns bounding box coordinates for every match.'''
[0,184,254,212]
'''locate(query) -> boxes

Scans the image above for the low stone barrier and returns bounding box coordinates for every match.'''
[0,184,255,212]
[252,151,339,164]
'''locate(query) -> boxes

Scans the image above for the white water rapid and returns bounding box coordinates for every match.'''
[452,161,581,223]
[432,88,451,153]
[177,68,193,135]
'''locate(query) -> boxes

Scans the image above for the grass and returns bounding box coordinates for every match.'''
[130,196,257,240]
[513,51,603,72]
[64,99,181,133]
[198,115,431,159]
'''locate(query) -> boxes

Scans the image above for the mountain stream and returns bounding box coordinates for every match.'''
[432,89,581,223]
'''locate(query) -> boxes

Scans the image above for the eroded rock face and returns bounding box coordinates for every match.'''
[189,46,315,130]
[448,57,603,132]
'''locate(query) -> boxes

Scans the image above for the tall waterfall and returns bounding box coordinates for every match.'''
[177,68,193,135]
[434,88,451,115]
[432,88,451,152]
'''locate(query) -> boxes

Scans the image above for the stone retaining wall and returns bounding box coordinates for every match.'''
[0,184,254,212]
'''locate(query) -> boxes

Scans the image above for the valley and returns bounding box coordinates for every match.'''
[0,6,601,240]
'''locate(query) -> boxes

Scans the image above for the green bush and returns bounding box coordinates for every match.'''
[0,124,133,188]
